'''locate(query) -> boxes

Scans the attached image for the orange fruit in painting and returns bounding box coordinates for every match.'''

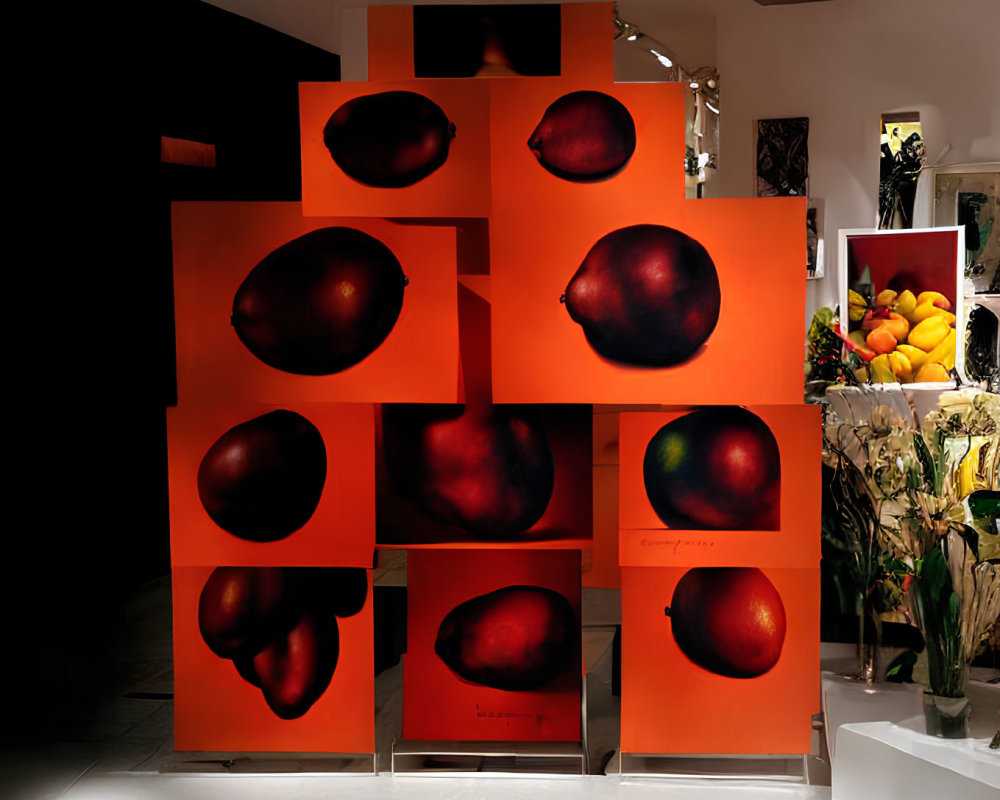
[865,326,898,355]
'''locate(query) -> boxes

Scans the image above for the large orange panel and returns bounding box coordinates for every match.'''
[404,550,582,742]
[299,81,491,218]
[168,402,374,568]
[171,202,459,404]
[491,196,807,404]
[618,405,820,569]
[173,566,374,753]
[620,566,819,755]
[376,282,592,549]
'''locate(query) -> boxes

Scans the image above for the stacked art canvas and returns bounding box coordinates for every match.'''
[168,2,819,759]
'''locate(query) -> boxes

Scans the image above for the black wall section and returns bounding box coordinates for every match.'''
[5,0,339,745]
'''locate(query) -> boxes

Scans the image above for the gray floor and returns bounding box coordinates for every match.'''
[0,570,832,800]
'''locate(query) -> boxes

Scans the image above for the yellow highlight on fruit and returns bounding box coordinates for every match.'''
[870,354,897,383]
[924,328,956,370]
[916,291,952,311]
[848,289,868,322]
[908,316,952,352]
[908,301,956,325]
[875,289,898,307]
[895,290,917,318]
[887,351,913,384]
[895,344,928,371]
[915,362,951,383]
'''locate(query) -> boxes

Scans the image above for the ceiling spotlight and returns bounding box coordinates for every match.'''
[649,49,673,68]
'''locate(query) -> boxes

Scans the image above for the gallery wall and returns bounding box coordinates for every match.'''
[203,0,1000,326]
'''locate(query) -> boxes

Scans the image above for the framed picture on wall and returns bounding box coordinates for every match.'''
[930,163,1000,294]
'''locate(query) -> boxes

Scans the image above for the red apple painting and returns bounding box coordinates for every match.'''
[434,585,577,691]
[381,403,555,540]
[197,566,368,719]
[323,91,456,188]
[665,567,786,678]
[642,406,780,530]
[231,226,407,376]
[562,224,721,365]
[528,91,636,181]
[197,410,327,543]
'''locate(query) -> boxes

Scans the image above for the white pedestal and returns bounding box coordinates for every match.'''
[833,721,1000,800]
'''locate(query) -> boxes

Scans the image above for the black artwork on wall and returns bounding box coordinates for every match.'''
[755,117,809,197]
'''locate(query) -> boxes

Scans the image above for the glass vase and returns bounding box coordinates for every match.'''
[856,594,879,687]
[922,692,970,739]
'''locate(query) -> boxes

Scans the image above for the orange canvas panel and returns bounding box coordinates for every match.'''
[490,80,685,225]
[366,3,614,83]
[375,402,593,550]
[592,404,676,465]
[593,407,620,466]
[171,202,459,404]
[173,566,374,753]
[491,197,807,403]
[367,5,415,81]
[299,81,491,219]
[620,566,819,755]
[168,402,374,568]
[583,464,621,589]
[618,406,820,569]
[403,550,581,742]
[560,3,615,83]
[375,281,592,549]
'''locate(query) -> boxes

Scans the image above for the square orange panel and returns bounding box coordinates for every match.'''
[168,402,374,568]
[375,402,592,550]
[173,566,374,753]
[299,80,491,219]
[490,80,686,226]
[621,566,819,755]
[618,406,821,569]
[491,197,807,404]
[171,202,459,404]
[404,550,582,742]
[366,3,615,84]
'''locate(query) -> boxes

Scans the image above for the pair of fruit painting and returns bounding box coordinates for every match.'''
[235,89,721,376]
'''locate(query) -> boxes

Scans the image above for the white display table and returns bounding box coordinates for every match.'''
[833,721,999,800]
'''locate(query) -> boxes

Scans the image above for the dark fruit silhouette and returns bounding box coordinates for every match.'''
[643,407,780,530]
[251,608,340,719]
[665,567,786,678]
[323,90,456,187]
[528,91,636,181]
[197,410,327,542]
[292,566,369,619]
[197,567,295,659]
[562,224,721,365]
[435,585,577,691]
[382,404,554,539]
[198,567,367,719]
[232,227,407,375]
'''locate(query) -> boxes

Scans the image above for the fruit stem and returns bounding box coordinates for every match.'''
[664,605,671,617]
[559,293,566,304]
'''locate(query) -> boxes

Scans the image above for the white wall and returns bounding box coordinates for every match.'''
[202,0,1000,320]
[698,0,1000,318]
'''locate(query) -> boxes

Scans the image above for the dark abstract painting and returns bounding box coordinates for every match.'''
[755,117,809,197]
